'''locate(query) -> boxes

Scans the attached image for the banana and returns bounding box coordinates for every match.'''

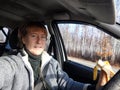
[93,59,115,81]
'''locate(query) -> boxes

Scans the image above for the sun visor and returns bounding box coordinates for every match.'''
[86,0,116,24]
[62,0,116,24]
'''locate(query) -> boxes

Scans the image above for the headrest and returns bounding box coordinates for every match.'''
[0,26,11,55]
[9,28,19,49]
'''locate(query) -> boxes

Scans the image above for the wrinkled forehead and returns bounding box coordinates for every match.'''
[26,26,47,36]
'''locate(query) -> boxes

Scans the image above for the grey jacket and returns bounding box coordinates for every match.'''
[0,50,89,90]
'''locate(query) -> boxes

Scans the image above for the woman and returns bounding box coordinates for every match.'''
[0,21,106,90]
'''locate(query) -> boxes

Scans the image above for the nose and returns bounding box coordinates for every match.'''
[37,36,42,44]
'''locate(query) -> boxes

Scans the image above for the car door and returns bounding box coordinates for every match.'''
[47,21,120,86]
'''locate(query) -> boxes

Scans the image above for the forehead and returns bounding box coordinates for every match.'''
[27,26,47,35]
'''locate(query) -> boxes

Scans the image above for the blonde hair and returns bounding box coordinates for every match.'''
[18,21,47,48]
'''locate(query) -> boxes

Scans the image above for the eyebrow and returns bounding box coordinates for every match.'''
[29,32,46,36]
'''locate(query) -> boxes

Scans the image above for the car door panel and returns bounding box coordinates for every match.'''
[63,60,98,84]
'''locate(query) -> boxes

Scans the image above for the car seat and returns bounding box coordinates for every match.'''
[8,28,20,55]
[0,26,10,56]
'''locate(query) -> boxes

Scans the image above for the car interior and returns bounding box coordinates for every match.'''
[0,0,120,90]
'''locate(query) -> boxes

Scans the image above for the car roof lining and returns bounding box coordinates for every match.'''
[0,0,116,28]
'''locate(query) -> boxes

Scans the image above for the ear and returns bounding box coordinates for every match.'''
[22,37,26,44]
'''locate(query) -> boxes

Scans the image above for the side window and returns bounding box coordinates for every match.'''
[58,23,120,70]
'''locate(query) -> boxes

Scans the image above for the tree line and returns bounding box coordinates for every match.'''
[59,24,120,66]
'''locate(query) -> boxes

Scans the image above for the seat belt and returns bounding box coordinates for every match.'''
[34,62,50,90]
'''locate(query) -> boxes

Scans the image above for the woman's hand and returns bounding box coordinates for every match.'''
[96,70,108,90]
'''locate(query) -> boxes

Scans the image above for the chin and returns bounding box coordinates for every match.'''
[32,52,42,55]
[31,49,44,55]
[35,51,43,55]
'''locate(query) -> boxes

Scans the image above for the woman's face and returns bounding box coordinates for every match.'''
[22,26,47,55]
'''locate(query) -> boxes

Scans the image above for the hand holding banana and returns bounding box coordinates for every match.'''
[93,59,115,82]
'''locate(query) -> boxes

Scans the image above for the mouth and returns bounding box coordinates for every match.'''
[34,46,42,48]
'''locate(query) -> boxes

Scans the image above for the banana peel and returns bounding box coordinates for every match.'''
[93,59,115,81]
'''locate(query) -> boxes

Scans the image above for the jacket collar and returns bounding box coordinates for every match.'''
[18,49,52,71]
[41,51,52,71]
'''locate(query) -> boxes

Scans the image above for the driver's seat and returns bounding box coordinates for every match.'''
[0,27,10,56]
[7,28,20,55]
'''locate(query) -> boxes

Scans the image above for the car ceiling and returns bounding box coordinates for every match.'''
[0,0,116,28]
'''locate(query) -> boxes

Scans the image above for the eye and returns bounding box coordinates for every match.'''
[31,34,37,38]
[41,36,46,38]
[40,36,47,40]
